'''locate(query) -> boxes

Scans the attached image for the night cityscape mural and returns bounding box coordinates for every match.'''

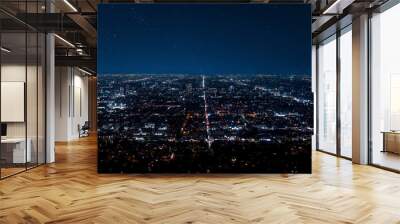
[97,4,312,173]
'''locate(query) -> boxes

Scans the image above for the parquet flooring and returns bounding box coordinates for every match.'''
[1,135,400,223]
[0,167,26,178]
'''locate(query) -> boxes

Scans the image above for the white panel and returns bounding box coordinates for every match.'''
[390,74,400,130]
[1,82,25,122]
[73,86,82,137]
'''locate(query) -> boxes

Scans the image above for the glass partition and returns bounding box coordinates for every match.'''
[1,31,28,177]
[0,1,46,179]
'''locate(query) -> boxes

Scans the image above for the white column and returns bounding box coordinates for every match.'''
[45,0,56,163]
[46,32,55,163]
[352,14,369,164]
[312,45,317,151]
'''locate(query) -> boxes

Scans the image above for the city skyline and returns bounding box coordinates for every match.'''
[98,74,312,173]
[98,4,312,173]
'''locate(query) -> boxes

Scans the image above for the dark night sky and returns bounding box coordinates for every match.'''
[98,4,311,75]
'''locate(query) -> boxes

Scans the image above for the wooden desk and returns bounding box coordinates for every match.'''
[1,138,31,164]
[382,131,400,154]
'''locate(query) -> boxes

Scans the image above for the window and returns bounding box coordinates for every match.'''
[339,27,352,158]
[370,3,400,171]
[317,35,337,154]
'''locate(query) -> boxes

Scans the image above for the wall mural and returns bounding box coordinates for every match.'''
[98,4,312,173]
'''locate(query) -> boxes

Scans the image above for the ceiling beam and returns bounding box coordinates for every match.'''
[67,13,97,45]
[55,55,96,72]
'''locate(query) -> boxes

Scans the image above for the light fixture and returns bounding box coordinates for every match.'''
[63,0,78,12]
[322,0,345,15]
[76,48,86,56]
[78,67,93,76]
[1,47,11,53]
[322,0,356,15]
[54,34,75,48]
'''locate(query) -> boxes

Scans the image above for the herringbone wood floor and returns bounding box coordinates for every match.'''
[1,136,400,224]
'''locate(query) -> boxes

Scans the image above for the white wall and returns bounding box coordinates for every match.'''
[1,65,26,139]
[55,67,89,141]
[1,64,41,138]
[55,67,70,141]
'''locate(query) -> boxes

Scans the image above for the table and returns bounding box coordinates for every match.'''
[382,131,400,154]
[1,138,31,164]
